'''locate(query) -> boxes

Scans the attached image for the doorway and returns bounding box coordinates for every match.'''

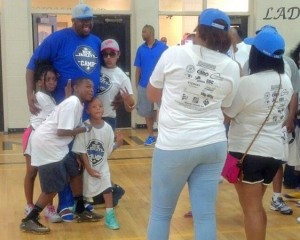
[92,15,131,128]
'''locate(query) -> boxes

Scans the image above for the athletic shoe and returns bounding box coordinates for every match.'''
[24,204,34,216]
[184,211,193,218]
[20,218,50,234]
[112,184,125,207]
[144,136,156,146]
[75,210,103,223]
[58,208,74,222]
[270,197,293,215]
[105,209,120,230]
[44,205,62,223]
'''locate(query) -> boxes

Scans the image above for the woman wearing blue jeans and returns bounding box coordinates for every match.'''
[146,9,240,240]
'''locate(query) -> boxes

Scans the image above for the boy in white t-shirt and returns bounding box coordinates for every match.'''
[72,98,123,230]
[20,78,102,234]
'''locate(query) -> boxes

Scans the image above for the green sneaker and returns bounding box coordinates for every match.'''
[105,209,120,230]
[20,218,50,234]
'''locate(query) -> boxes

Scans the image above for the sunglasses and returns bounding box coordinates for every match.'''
[102,52,117,58]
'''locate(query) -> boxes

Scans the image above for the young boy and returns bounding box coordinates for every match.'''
[20,78,102,234]
[72,98,123,230]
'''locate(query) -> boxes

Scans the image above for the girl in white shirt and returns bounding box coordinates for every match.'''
[23,61,60,223]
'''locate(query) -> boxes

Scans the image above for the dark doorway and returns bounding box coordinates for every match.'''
[230,16,248,38]
[92,15,131,128]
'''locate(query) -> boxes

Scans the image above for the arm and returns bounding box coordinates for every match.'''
[284,93,298,133]
[80,153,101,178]
[147,82,162,103]
[135,67,141,88]
[26,69,40,114]
[57,124,92,137]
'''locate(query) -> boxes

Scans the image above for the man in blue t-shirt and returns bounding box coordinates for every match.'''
[25,2,102,227]
[134,25,168,146]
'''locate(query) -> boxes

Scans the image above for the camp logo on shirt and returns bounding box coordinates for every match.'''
[97,73,112,94]
[74,46,98,74]
[86,139,105,167]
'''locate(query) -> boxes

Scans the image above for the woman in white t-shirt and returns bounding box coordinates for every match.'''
[146,9,240,240]
[223,30,293,240]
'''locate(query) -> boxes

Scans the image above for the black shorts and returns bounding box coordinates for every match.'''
[38,152,81,193]
[229,152,281,185]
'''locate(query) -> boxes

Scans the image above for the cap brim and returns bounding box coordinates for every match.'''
[244,37,255,45]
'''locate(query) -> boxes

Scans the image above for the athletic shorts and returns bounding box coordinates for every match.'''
[38,152,81,193]
[136,86,154,117]
[229,152,282,185]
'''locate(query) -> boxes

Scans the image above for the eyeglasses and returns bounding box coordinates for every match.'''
[102,52,117,58]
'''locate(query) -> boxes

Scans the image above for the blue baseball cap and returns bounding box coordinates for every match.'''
[198,8,231,31]
[255,25,277,34]
[244,30,285,59]
[72,3,94,19]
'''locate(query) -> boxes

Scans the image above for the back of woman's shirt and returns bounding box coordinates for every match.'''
[150,44,240,150]
[224,70,293,159]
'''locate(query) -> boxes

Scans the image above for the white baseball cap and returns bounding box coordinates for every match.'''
[101,39,120,52]
[72,3,94,19]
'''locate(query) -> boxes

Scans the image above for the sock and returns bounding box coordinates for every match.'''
[273,192,281,201]
[25,204,43,220]
[106,208,113,213]
[74,195,85,214]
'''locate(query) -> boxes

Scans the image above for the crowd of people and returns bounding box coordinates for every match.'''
[19,2,300,240]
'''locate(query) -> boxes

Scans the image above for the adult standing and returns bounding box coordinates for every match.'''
[134,24,168,146]
[26,2,101,221]
[223,29,293,240]
[147,9,240,240]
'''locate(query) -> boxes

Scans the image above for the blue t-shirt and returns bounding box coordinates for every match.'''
[134,40,168,88]
[27,28,101,104]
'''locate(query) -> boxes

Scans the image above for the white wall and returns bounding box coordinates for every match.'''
[1,0,31,131]
[254,0,300,54]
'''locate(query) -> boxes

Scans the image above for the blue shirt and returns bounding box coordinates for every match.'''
[27,28,101,104]
[134,40,168,88]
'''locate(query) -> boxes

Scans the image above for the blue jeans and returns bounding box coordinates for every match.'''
[147,141,227,240]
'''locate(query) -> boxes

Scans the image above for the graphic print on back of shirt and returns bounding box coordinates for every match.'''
[178,60,224,110]
[97,73,112,94]
[87,139,105,167]
[74,45,98,74]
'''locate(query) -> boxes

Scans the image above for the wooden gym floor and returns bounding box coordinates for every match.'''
[1,128,300,240]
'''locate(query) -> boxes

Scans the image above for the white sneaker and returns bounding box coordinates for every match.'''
[44,205,63,223]
[24,204,34,216]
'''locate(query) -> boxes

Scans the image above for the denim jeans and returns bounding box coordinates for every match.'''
[147,141,227,240]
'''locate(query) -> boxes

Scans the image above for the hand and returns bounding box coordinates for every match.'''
[111,92,123,110]
[84,123,92,132]
[120,87,130,101]
[64,79,72,98]
[28,93,40,115]
[87,168,101,178]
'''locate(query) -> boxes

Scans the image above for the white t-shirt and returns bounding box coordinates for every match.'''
[223,70,293,159]
[97,66,133,118]
[72,120,114,197]
[25,92,56,155]
[228,41,251,68]
[150,45,240,150]
[31,96,84,166]
[30,92,56,130]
